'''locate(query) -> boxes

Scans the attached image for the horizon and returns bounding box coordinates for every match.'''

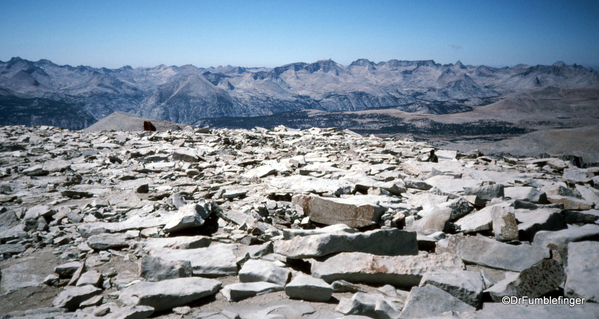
[1,55,596,72]
[1,1,598,70]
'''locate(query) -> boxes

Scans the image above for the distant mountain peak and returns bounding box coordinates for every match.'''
[553,61,566,67]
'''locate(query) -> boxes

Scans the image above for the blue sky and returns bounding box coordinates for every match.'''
[1,0,598,69]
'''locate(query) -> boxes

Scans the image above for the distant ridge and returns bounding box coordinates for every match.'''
[83,111,186,132]
[1,57,598,129]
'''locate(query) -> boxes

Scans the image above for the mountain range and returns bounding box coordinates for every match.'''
[1,57,598,129]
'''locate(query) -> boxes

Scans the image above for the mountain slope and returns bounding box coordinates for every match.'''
[1,57,598,127]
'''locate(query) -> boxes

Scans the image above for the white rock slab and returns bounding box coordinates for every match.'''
[311,252,465,288]
[119,277,221,312]
[238,259,290,286]
[285,274,333,302]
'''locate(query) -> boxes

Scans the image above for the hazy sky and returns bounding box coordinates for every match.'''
[2,0,598,69]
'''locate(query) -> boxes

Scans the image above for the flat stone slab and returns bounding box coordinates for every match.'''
[87,233,129,250]
[399,285,475,319]
[311,252,465,288]
[515,208,566,241]
[149,246,238,277]
[53,285,102,311]
[238,259,290,286]
[282,223,358,240]
[547,195,594,210]
[485,259,566,302]
[135,236,211,251]
[119,277,221,312]
[221,282,284,302]
[1,257,51,294]
[565,241,599,302]
[293,194,385,228]
[139,256,192,282]
[504,187,547,203]
[274,228,418,259]
[285,274,333,302]
[336,292,402,318]
[78,214,170,235]
[458,235,549,272]
[533,224,599,265]
[55,262,83,277]
[220,300,315,319]
[419,270,484,307]
[270,175,353,195]
[474,303,599,319]
[454,205,495,233]
[0,243,27,255]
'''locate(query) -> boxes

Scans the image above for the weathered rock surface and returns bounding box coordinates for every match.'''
[504,186,547,203]
[1,124,597,318]
[285,274,333,302]
[53,285,103,311]
[311,252,465,288]
[336,292,402,319]
[221,282,284,302]
[163,201,213,233]
[399,285,475,319]
[458,235,549,272]
[293,194,385,228]
[419,270,484,307]
[119,277,222,311]
[485,259,566,302]
[238,259,290,286]
[533,224,599,264]
[565,241,599,302]
[274,228,418,259]
[87,233,129,250]
[139,255,193,282]
[492,206,518,241]
[148,247,238,277]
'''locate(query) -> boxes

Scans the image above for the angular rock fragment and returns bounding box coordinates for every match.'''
[87,233,129,250]
[464,184,504,201]
[504,186,547,203]
[336,292,402,318]
[163,201,213,233]
[53,285,102,311]
[220,282,284,302]
[55,262,83,277]
[285,274,333,302]
[139,256,192,282]
[492,206,518,241]
[575,184,599,206]
[76,270,102,287]
[274,228,418,259]
[292,194,385,228]
[458,235,549,272]
[454,205,496,233]
[565,241,599,302]
[514,208,566,241]
[399,285,475,319]
[149,247,238,277]
[533,224,599,265]
[485,259,566,302]
[270,175,353,195]
[547,195,594,210]
[311,252,464,288]
[419,270,484,307]
[475,303,599,319]
[119,277,221,312]
[238,259,290,286]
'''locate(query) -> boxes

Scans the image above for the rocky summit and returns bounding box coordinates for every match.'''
[0,124,598,319]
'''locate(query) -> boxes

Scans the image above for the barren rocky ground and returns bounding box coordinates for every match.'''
[0,123,598,318]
